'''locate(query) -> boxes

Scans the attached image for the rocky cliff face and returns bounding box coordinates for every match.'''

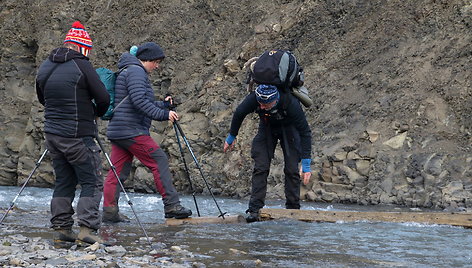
[0,0,471,210]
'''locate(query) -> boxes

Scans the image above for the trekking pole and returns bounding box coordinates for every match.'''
[95,136,152,245]
[0,149,48,225]
[173,122,201,217]
[173,121,227,219]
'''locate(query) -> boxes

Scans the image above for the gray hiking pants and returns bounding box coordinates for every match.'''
[45,133,103,230]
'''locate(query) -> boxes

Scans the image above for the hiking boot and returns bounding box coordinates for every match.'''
[245,210,259,223]
[77,226,105,245]
[165,204,192,219]
[53,228,77,243]
[103,206,130,223]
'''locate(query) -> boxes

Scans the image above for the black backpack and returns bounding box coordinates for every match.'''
[249,50,312,107]
[252,49,304,89]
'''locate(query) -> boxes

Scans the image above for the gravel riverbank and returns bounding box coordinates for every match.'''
[0,229,207,268]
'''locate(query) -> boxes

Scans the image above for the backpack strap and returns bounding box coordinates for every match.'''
[278,91,289,117]
[113,95,129,111]
[281,125,290,157]
[285,51,299,90]
[111,64,140,112]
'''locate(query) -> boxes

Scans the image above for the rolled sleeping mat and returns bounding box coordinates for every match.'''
[292,86,313,107]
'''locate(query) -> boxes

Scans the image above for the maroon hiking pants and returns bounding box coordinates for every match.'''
[103,135,180,210]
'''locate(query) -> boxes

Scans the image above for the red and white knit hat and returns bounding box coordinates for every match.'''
[64,21,92,56]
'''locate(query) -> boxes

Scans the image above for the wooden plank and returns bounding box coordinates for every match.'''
[165,215,246,226]
[259,208,472,228]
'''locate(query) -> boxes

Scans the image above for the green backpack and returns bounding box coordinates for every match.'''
[96,67,128,120]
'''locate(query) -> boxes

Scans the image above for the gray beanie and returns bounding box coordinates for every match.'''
[136,42,165,61]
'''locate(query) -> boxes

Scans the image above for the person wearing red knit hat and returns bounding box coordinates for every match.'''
[35,21,109,245]
[63,21,93,57]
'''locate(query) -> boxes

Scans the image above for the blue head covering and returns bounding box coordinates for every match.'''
[255,84,280,104]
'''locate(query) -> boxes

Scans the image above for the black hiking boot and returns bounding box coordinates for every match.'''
[102,206,130,223]
[165,204,192,219]
[245,210,259,223]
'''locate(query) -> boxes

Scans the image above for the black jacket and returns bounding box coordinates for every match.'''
[36,48,109,138]
[229,91,312,159]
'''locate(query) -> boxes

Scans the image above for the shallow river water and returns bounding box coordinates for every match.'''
[1,186,471,267]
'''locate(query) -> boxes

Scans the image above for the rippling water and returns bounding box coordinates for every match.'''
[1,186,471,267]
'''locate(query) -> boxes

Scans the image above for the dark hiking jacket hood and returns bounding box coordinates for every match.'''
[49,46,86,63]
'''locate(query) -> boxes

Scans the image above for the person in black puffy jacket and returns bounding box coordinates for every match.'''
[102,42,192,223]
[35,21,109,245]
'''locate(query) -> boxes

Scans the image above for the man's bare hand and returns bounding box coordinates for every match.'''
[299,166,312,185]
[165,95,173,105]
[169,111,179,122]
[223,140,235,152]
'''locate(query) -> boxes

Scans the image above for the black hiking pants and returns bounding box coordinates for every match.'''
[248,124,301,213]
[45,133,103,230]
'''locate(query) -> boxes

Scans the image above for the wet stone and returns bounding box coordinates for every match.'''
[105,245,127,254]
[0,256,9,266]
[192,262,206,268]
[151,241,167,249]
[10,234,29,243]
[45,257,69,266]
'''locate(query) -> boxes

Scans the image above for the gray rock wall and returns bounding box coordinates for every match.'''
[0,0,471,210]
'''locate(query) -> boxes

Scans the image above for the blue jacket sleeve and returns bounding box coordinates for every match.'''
[155,100,170,109]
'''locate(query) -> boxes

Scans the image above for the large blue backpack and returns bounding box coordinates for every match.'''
[96,67,128,120]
